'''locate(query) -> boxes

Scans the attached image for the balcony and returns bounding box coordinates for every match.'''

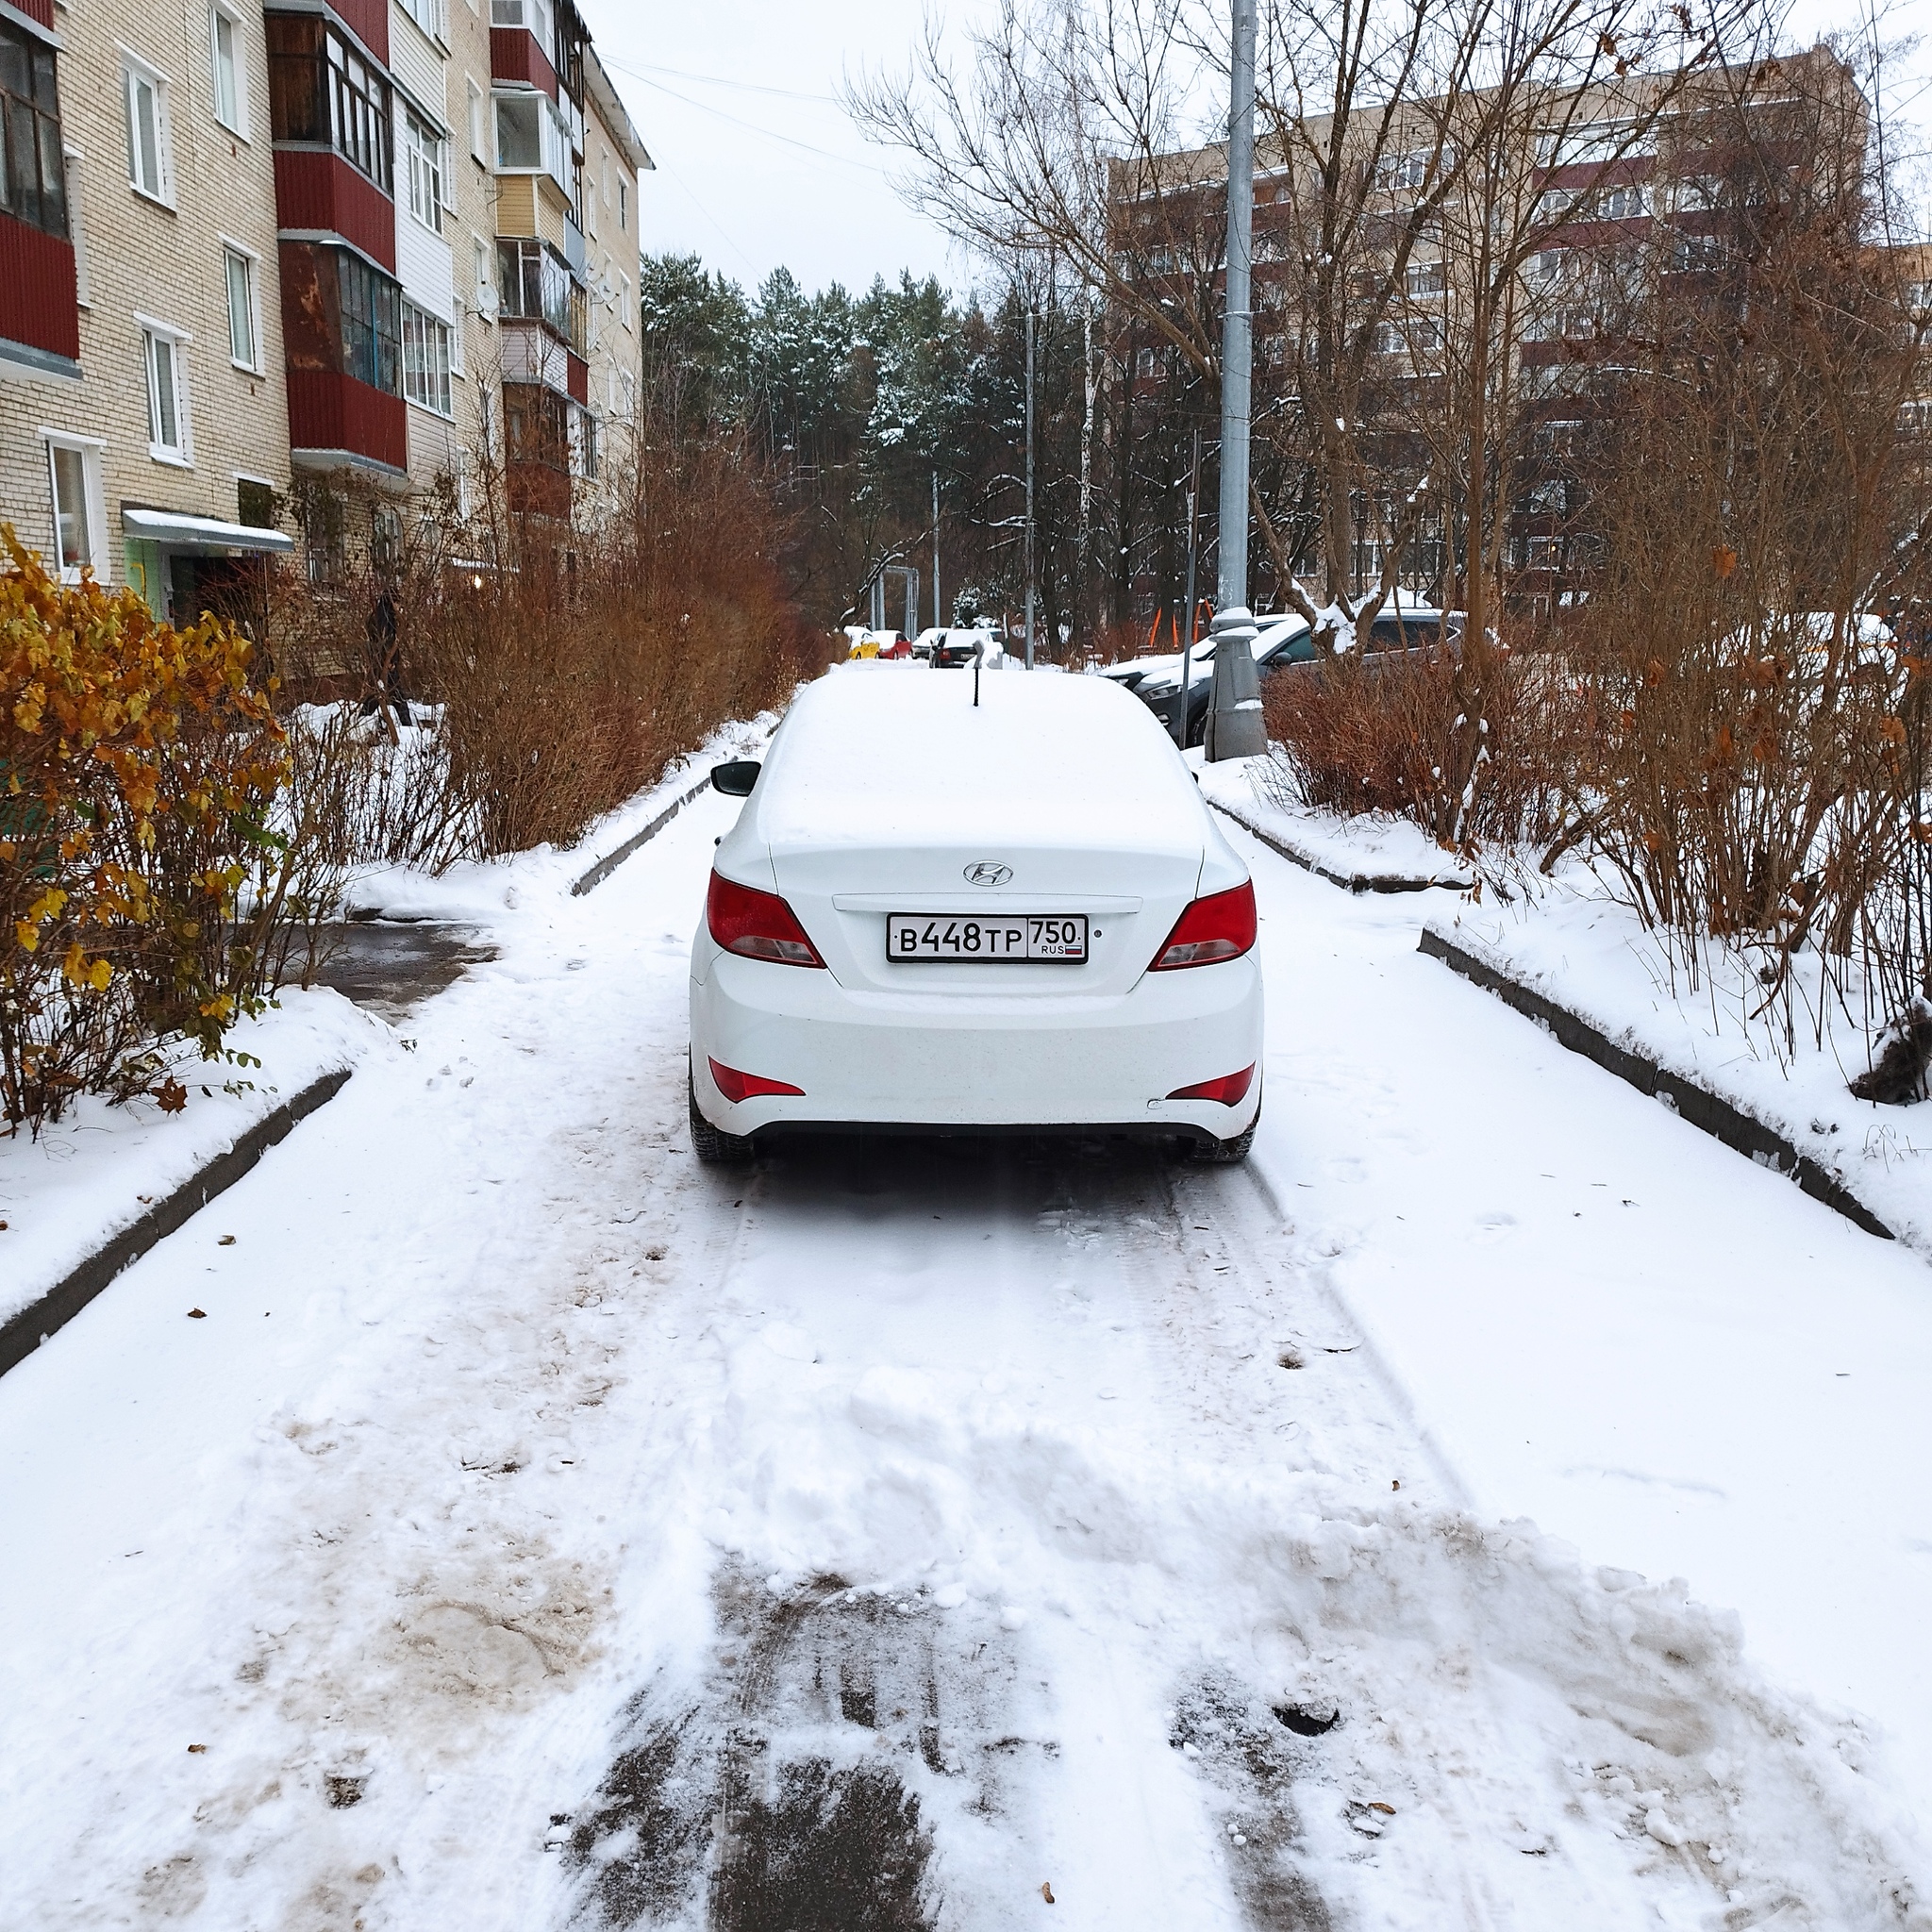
[497,237,587,358]
[273,150,397,271]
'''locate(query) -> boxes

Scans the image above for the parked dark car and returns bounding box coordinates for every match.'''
[1135,608,1462,746]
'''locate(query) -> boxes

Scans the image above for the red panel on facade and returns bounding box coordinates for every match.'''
[566,351,588,405]
[0,210,77,363]
[287,368,408,472]
[325,0,389,63]
[274,149,396,271]
[11,0,54,26]
[491,26,559,102]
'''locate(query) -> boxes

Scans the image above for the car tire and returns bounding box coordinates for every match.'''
[1191,1088,1259,1165]
[689,1067,757,1164]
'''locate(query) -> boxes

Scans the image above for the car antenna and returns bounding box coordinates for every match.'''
[973,639,981,708]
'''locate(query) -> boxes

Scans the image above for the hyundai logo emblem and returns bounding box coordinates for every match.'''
[963,861,1012,888]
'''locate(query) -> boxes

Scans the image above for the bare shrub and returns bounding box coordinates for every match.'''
[275,420,814,872]
[1260,646,1577,849]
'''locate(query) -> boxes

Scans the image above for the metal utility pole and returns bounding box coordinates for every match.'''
[932,470,941,631]
[1207,0,1266,760]
[1024,306,1037,669]
[1177,427,1201,748]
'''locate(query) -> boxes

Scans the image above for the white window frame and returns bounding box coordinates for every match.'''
[618,177,627,233]
[220,238,262,372]
[137,314,192,465]
[401,299,454,418]
[122,52,175,206]
[41,430,108,582]
[619,269,631,331]
[397,0,446,42]
[209,3,247,139]
[467,77,486,161]
[402,106,445,233]
[474,233,496,318]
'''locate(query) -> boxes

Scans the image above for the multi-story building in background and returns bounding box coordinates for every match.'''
[1108,45,1870,628]
[0,0,645,617]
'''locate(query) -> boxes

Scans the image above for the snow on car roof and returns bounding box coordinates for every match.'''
[754,665,1210,855]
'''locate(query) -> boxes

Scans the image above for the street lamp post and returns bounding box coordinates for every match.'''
[1024,306,1037,670]
[1206,0,1266,760]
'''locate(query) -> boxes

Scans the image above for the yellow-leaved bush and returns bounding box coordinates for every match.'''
[1,529,325,1131]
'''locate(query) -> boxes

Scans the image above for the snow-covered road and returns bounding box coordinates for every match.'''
[1,778,1927,1930]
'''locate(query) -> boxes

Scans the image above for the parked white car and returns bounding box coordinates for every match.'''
[689,671,1263,1161]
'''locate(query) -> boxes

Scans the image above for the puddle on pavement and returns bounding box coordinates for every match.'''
[298,921,497,1024]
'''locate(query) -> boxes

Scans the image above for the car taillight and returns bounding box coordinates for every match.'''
[1168,1064,1256,1106]
[708,1058,806,1104]
[1149,880,1257,970]
[707,871,825,968]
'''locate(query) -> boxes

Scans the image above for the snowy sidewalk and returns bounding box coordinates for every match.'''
[0,777,1925,1928]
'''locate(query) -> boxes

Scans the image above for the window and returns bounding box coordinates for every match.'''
[222,243,258,367]
[467,77,485,160]
[474,233,495,313]
[491,0,554,55]
[141,319,190,461]
[1135,344,1155,379]
[619,269,631,329]
[1527,477,1566,513]
[237,475,276,526]
[494,91,540,168]
[1374,149,1429,195]
[618,176,627,232]
[124,57,171,202]
[573,404,598,478]
[403,106,442,231]
[210,5,244,135]
[1405,258,1445,298]
[1670,230,1724,273]
[497,235,582,349]
[1602,182,1646,222]
[265,17,391,193]
[1525,246,1568,286]
[1,22,68,237]
[44,436,102,579]
[398,0,445,39]
[338,249,401,391]
[402,300,452,414]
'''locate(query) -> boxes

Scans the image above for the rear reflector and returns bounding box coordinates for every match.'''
[708,1058,806,1104]
[707,870,825,968]
[1167,1064,1256,1107]
[1149,879,1257,971]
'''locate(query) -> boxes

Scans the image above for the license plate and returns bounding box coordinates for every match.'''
[888,914,1088,962]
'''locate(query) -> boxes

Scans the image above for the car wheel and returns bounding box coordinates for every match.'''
[689,1066,757,1164]
[1191,1088,1259,1164]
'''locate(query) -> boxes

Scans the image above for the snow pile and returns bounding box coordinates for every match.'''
[0,989,383,1333]
[341,710,776,923]
[1191,749,1473,890]
[1430,881,1932,1253]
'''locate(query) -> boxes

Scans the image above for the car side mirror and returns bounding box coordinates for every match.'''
[711,759,761,797]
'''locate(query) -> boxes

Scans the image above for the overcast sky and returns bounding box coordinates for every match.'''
[580,0,1931,305]
[578,0,1001,299]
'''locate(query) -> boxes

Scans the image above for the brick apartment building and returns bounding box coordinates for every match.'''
[0,0,647,620]
[1108,47,1877,625]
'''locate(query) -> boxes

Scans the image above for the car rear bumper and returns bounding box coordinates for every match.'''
[690,951,1263,1143]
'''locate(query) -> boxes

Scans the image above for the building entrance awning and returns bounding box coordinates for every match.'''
[121,508,295,555]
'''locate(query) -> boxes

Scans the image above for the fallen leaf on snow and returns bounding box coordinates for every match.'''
[218,1235,236,1247]
[1041,1882,1055,1905]
[187,1308,207,1320]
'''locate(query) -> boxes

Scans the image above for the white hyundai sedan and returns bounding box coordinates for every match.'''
[687,667,1263,1162]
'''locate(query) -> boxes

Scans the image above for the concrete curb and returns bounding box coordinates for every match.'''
[1417,925,1895,1243]
[571,776,712,896]
[1208,796,1473,895]
[0,1067,355,1381]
